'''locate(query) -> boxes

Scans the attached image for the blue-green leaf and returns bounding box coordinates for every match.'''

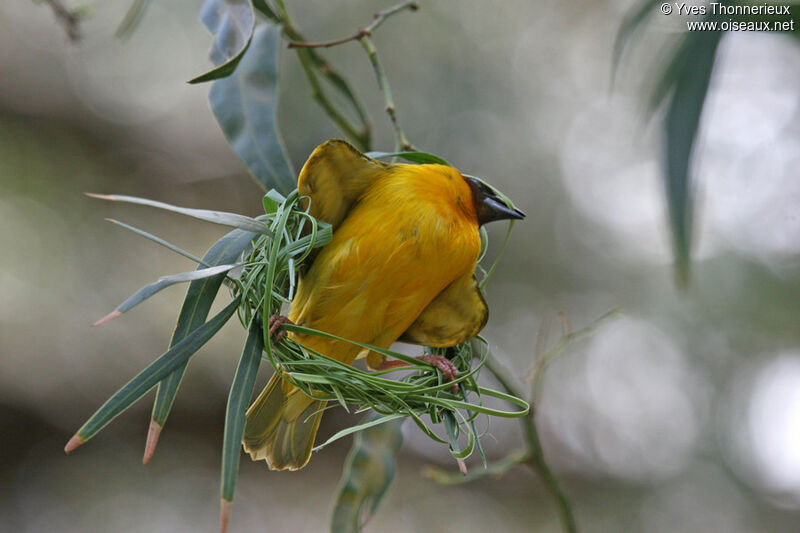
[331,413,405,533]
[190,0,255,84]
[209,22,296,194]
[146,229,256,463]
[69,297,240,447]
[661,24,724,287]
[221,320,263,503]
[105,218,209,267]
[366,151,450,166]
[86,193,271,234]
[93,263,241,326]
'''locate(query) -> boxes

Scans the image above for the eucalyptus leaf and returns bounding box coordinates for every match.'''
[150,230,256,436]
[190,0,255,84]
[312,55,372,132]
[71,297,240,446]
[94,263,241,326]
[614,5,728,286]
[662,22,723,287]
[86,193,271,233]
[330,413,404,533]
[210,22,296,194]
[221,321,263,503]
[105,218,209,267]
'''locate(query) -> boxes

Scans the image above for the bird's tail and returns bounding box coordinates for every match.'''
[243,373,325,471]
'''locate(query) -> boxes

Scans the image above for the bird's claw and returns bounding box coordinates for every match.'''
[268,314,293,343]
[417,354,460,393]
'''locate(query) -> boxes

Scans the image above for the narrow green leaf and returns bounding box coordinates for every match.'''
[190,0,255,84]
[265,189,287,205]
[442,409,475,461]
[647,34,696,115]
[262,195,279,215]
[252,0,279,21]
[314,413,406,452]
[303,48,372,145]
[442,410,460,450]
[86,193,271,234]
[331,413,404,533]
[95,264,241,325]
[611,0,661,83]
[662,24,723,287]
[151,230,256,428]
[74,297,240,443]
[209,22,296,194]
[366,151,450,166]
[221,320,263,502]
[459,381,487,467]
[105,218,210,267]
[115,0,152,39]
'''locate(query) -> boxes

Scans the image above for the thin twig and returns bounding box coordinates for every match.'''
[359,35,414,151]
[528,308,621,404]
[479,310,620,533]
[483,356,578,533]
[520,417,578,533]
[43,0,82,41]
[287,1,419,49]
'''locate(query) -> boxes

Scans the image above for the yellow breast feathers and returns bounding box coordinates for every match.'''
[289,159,482,365]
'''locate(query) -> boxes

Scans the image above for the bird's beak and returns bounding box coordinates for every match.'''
[480,195,526,224]
[465,177,525,225]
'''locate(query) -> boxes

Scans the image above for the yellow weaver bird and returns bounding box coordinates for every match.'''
[243,140,524,470]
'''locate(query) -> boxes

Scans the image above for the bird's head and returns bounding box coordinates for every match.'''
[464,177,525,226]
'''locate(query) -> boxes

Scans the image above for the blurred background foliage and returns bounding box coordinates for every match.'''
[1,0,800,532]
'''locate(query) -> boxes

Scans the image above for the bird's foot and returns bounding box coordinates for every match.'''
[268,315,294,343]
[417,354,460,393]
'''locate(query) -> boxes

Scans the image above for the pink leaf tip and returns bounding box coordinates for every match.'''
[64,434,84,454]
[220,499,232,533]
[92,310,122,327]
[84,192,115,201]
[142,419,163,465]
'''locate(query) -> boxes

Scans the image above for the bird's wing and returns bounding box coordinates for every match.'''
[398,272,489,348]
[298,139,390,229]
